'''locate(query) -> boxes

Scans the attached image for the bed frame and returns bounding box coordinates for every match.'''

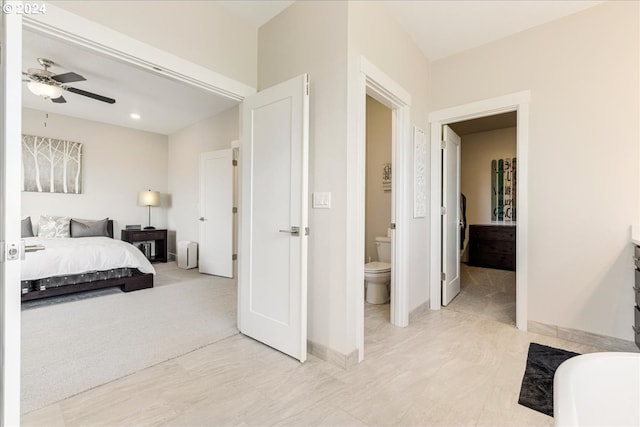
[21,220,154,302]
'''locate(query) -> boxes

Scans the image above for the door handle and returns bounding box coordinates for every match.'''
[279,226,300,236]
[24,245,45,253]
[199,217,206,221]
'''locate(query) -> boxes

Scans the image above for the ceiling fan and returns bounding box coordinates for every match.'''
[22,58,116,104]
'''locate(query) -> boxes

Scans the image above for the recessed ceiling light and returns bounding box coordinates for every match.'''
[130,113,141,120]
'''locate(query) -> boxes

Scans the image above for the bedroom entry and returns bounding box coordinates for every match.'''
[428,91,530,331]
[238,74,309,362]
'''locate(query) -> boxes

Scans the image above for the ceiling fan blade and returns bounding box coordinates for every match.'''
[52,72,86,84]
[65,86,116,104]
[51,96,66,104]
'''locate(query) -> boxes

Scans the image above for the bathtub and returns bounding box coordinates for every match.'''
[554,352,640,426]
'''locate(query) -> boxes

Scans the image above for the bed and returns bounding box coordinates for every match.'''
[21,219,155,302]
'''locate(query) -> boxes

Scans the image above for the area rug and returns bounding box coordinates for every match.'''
[518,342,580,416]
[21,275,238,414]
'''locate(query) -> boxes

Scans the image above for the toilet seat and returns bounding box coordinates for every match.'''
[364,261,391,274]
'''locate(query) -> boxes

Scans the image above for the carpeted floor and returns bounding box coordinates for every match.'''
[21,264,238,414]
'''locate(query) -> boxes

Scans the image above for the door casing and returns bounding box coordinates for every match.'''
[1,4,23,424]
[352,58,412,362]
[428,91,530,331]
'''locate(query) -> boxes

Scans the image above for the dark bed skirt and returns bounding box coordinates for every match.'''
[21,269,153,301]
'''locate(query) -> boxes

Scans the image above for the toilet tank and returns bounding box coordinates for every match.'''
[375,236,392,262]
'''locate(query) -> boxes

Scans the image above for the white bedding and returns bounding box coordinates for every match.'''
[21,236,155,281]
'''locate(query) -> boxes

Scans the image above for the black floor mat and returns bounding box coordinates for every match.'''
[518,342,580,417]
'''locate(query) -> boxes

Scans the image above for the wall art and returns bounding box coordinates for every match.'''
[22,134,83,194]
[413,126,427,218]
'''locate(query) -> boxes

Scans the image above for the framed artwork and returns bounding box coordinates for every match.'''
[22,134,83,194]
[382,162,392,192]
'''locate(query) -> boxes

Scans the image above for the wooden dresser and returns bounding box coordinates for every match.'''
[468,224,516,271]
[633,243,640,350]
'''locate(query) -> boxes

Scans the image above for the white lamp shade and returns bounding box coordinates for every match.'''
[138,190,160,207]
[27,81,63,99]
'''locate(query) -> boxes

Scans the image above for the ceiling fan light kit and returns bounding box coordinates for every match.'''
[23,57,116,105]
[27,81,63,99]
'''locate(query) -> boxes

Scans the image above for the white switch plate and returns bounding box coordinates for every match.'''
[312,192,331,209]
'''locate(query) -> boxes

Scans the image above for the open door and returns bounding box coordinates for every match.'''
[1,4,23,423]
[238,74,309,362]
[199,149,233,278]
[442,125,461,306]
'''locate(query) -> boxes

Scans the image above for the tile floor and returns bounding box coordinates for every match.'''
[447,263,516,326]
[22,264,606,426]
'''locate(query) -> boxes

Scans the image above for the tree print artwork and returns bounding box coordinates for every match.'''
[22,135,82,194]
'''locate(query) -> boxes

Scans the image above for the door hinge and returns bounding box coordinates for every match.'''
[305,75,309,96]
[390,223,396,230]
[232,159,238,166]
[440,206,446,215]
[232,254,237,261]
[305,227,309,236]
[441,140,446,149]
[441,272,446,281]
[232,207,238,214]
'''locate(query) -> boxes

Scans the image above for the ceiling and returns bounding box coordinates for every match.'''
[449,112,517,136]
[22,1,604,135]
[22,30,238,135]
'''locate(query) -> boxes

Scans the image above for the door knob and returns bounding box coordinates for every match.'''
[279,226,300,236]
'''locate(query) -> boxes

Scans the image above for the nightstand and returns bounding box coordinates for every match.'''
[121,229,168,263]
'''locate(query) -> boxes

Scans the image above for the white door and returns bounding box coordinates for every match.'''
[442,125,461,305]
[1,5,23,424]
[199,149,233,278]
[239,74,309,362]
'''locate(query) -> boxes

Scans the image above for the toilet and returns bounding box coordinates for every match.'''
[364,236,391,304]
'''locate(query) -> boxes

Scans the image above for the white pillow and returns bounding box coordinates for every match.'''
[38,215,71,238]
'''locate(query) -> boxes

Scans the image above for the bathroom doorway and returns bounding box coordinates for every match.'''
[364,96,393,330]
[447,112,518,326]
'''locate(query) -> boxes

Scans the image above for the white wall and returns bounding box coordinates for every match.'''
[365,96,392,262]
[461,127,516,228]
[259,1,351,354]
[259,1,431,359]
[167,106,239,257]
[347,1,431,319]
[50,0,258,88]
[22,108,168,237]
[430,1,639,341]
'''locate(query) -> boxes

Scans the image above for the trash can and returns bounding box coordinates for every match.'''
[177,241,198,269]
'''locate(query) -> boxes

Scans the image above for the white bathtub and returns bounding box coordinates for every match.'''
[554,352,640,426]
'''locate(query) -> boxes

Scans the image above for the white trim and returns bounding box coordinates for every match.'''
[1,4,23,424]
[353,57,412,361]
[23,3,256,101]
[428,91,530,331]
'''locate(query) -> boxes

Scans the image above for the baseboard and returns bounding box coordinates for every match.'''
[307,340,359,369]
[409,300,430,323]
[528,320,638,353]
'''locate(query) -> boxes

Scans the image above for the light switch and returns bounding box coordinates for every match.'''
[313,192,331,209]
